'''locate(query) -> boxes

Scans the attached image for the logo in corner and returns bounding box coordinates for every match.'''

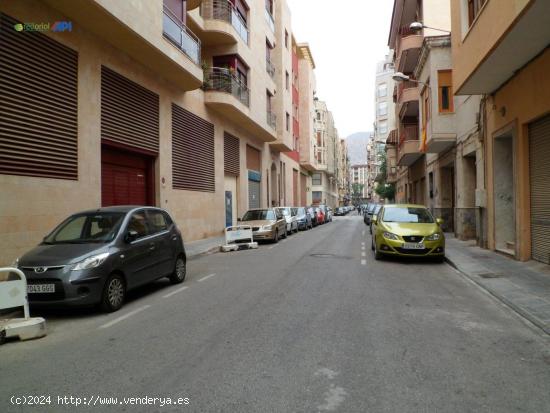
[13,23,24,32]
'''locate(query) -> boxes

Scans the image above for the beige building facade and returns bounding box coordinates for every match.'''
[0,0,331,265]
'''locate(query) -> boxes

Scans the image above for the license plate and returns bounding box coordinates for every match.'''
[402,242,425,250]
[28,284,55,293]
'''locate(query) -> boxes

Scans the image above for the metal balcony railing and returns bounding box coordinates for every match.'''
[398,124,419,149]
[267,110,277,129]
[265,8,275,33]
[266,59,275,79]
[201,0,249,44]
[397,79,418,102]
[203,68,250,107]
[163,6,201,65]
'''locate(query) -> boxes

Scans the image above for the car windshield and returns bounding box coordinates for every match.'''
[279,208,291,216]
[374,205,382,213]
[242,210,275,221]
[382,207,434,223]
[43,212,125,244]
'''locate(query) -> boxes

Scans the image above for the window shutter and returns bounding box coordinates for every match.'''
[101,66,159,153]
[0,14,78,180]
[172,103,215,192]
[224,132,240,175]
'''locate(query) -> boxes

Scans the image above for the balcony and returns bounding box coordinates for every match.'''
[455,0,550,94]
[42,0,203,91]
[266,59,276,79]
[397,80,419,118]
[163,6,201,64]
[204,68,276,143]
[267,110,277,130]
[265,8,275,33]
[187,0,203,10]
[424,124,456,154]
[397,125,422,166]
[197,0,249,45]
[395,27,423,73]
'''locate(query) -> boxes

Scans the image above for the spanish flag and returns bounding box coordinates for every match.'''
[420,128,427,152]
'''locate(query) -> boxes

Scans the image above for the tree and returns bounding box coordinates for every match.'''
[374,152,395,202]
[351,183,364,205]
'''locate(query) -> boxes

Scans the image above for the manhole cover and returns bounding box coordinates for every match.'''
[478,272,503,279]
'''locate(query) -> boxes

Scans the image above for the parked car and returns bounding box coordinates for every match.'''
[276,207,299,234]
[364,203,379,225]
[240,208,287,242]
[15,206,186,312]
[326,207,333,222]
[318,205,331,223]
[308,206,319,226]
[369,204,382,234]
[371,204,445,262]
[334,207,345,216]
[315,207,326,224]
[295,207,313,230]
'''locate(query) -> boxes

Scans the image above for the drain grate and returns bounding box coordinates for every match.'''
[478,272,503,279]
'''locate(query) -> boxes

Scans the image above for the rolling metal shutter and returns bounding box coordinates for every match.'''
[529,115,550,264]
[0,14,78,179]
[172,103,215,192]
[224,132,240,175]
[300,173,307,206]
[101,66,159,153]
[293,169,298,206]
[248,180,260,209]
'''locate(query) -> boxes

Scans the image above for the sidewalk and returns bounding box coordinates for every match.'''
[185,235,225,259]
[445,235,550,335]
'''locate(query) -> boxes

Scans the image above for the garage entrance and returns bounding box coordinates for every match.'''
[101,145,155,207]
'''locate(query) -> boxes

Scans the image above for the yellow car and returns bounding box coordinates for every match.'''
[371,204,445,262]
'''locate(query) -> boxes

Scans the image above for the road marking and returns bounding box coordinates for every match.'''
[361,242,365,247]
[99,305,151,329]
[361,252,366,257]
[162,286,189,298]
[362,230,365,236]
[198,273,216,282]
[361,259,366,265]
[361,246,365,251]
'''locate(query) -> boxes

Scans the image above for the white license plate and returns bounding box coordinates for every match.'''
[402,242,425,250]
[28,284,55,293]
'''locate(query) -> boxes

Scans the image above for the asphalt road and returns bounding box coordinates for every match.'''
[2,215,550,413]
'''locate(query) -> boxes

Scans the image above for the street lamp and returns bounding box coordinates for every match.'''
[409,21,450,34]
[392,72,431,90]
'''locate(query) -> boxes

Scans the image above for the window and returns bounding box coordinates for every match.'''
[312,191,322,203]
[148,210,168,234]
[286,71,289,90]
[438,70,453,113]
[467,0,487,27]
[127,212,149,238]
[316,112,321,120]
[286,112,290,131]
[285,30,289,48]
[312,173,322,185]
[378,101,387,116]
[378,121,387,134]
[377,83,387,98]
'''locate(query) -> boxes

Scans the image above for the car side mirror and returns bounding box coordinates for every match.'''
[436,218,444,226]
[125,230,139,243]
[237,218,242,222]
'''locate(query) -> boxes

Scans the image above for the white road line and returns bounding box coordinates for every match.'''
[198,273,216,282]
[361,252,366,257]
[361,259,366,265]
[98,305,151,329]
[162,286,189,298]
[361,242,365,246]
[362,231,365,236]
[361,246,365,251]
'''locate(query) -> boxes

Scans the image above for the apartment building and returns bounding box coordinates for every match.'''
[311,100,339,207]
[337,139,351,206]
[371,53,397,202]
[0,0,323,265]
[451,0,550,264]
[350,164,369,204]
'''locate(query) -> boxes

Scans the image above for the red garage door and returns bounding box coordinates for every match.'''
[101,146,154,207]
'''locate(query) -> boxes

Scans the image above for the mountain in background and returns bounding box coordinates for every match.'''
[345,132,372,166]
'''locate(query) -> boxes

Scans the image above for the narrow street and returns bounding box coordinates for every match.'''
[2,215,550,413]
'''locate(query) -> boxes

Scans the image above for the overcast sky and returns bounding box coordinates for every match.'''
[287,0,394,138]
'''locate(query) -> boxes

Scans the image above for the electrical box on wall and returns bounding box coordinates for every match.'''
[475,189,487,208]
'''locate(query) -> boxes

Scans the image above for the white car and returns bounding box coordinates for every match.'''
[277,207,299,234]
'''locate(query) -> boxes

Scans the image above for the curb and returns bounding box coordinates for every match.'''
[187,245,221,261]
[445,256,550,336]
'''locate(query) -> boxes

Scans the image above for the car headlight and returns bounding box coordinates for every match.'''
[11,257,19,268]
[426,233,441,241]
[262,225,273,231]
[383,232,400,241]
[72,252,110,271]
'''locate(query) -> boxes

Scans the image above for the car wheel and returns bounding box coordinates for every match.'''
[100,273,126,313]
[371,237,375,251]
[273,229,279,243]
[169,255,186,284]
[373,237,383,260]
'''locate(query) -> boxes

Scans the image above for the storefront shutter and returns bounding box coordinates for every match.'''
[224,132,240,175]
[529,115,550,264]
